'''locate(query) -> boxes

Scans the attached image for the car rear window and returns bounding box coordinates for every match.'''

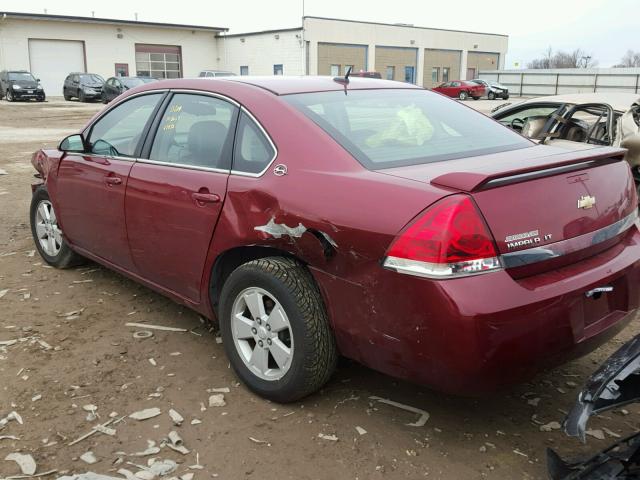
[283,89,531,169]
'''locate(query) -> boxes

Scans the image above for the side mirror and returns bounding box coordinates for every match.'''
[37,78,40,82]
[59,134,86,153]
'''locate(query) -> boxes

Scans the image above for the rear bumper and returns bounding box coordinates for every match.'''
[316,227,640,395]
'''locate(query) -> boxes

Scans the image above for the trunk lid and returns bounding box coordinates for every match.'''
[380,144,637,274]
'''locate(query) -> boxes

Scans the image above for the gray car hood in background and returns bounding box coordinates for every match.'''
[547,334,640,479]
[614,101,640,168]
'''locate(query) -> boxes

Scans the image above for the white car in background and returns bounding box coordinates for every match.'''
[492,93,640,191]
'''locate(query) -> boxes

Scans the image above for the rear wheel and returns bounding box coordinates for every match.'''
[30,187,84,268]
[63,90,71,101]
[472,96,480,100]
[458,91,468,100]
[504,94,510,100]
[219,257,337,402]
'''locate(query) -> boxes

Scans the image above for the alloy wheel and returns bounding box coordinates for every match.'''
[34,200,62,257]
[231,287,294,381]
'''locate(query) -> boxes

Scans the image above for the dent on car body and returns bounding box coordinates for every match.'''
[253,217,339,259]
[547,333,640,479]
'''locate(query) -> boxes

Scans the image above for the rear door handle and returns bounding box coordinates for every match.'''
[192,192,221,204]
[105,176,122,186]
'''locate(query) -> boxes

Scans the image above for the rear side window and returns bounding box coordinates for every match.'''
[232,112,276,174]
[149,93,237,169]
[88,93,162,157]
[284,89,531,169]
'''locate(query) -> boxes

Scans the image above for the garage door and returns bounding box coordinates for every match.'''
[29,39,85,95]
[317,43,367,76]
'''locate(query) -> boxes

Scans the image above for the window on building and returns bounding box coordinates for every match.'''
[385,66,395,80]
[442,67,450,83]
[273,64,284,76]
[330,64,340,76]
[404,66,415,83]
[149,93,237,169]
[240,66,249,76]
[431,67,440,84]
[135,45,181,79]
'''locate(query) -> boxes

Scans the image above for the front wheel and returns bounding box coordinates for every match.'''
[488,91,496,100]
[458,91,468,100]
[219,257,337,402]
[78,91,85,103]
[472,96,480,100]
[6,89,14,102]
[30,187,84,268]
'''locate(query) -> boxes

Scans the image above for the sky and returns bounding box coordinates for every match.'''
[13,0,639,68]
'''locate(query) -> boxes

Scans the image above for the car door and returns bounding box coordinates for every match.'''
[55,92,165,271]
[125,92,239,301]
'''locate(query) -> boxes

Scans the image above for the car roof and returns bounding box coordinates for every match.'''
[517,92,640,112]
[221,75,422,95]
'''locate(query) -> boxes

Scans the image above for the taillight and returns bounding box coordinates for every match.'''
[383,195,502,278]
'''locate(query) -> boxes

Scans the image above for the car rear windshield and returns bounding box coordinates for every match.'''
[123,78,146,88]
[8,72,35,81]
[283,89,531,169]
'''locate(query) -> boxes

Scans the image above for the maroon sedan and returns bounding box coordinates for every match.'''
[432,80,485,100]
[30,77,640,401]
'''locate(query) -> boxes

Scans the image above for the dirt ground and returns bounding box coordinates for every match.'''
[0,97,639,480]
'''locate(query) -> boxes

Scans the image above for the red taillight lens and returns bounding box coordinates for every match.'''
[384,195,501,278]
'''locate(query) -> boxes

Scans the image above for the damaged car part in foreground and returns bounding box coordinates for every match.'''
[29,76,640,402]
[548,334,640,479]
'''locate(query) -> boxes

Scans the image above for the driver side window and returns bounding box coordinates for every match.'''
[88,93,162,157]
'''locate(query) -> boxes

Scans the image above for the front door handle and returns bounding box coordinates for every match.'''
[192,192,221,204]
[105,176,122,186]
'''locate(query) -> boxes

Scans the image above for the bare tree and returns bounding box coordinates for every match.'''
[527,48,597,69]
[614,50,640,67]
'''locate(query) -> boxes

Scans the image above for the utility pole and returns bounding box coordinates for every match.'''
[301,0,306,75]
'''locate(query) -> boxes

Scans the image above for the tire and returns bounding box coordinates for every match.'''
[488,91,496,100]
[219,257,337,402]
[504,94,510,100]
[78,91,85,103]
[30,187,84,269]
[458,91,468,100]
[6,89,14,102]
[472,96,480,100]
[63,90,71,101]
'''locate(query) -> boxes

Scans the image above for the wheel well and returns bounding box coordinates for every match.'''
[209,246,302,315]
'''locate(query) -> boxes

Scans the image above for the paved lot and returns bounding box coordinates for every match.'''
[0,97,638,480]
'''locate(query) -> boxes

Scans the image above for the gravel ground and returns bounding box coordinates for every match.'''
[0,97,639,480]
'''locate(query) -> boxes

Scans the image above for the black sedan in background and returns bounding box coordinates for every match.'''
[470,79,509,100]
[101,76,157,103]
[0,70,45,102]
[63,73,104,102]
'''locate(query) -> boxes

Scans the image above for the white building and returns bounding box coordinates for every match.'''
[221,17,508,88]
[0,11,508,94]
[0,11,226,94]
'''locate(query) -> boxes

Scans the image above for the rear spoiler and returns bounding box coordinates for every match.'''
[431,148,626,192]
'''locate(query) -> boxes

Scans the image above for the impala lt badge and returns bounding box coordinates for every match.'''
[577,195,596,209]
[505,230,552,250]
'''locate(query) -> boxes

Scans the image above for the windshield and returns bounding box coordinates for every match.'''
[80,74,104,84]
[284,89,531,169]
[122,78,145,88]
[8,72,36,82]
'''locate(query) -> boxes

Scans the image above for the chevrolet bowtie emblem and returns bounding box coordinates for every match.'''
[577,195,596,209]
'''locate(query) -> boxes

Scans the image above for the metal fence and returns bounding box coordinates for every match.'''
[478,68,640,97]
